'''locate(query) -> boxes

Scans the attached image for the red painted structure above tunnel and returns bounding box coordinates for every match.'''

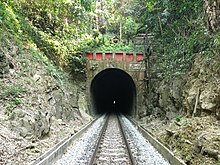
[86,52,144,62]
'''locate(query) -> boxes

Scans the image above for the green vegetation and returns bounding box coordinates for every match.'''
[5,97,22,119]
[0,83,25,119]
[0,1,219,163]
[137,0,219,78]
[30,48,65,84]
[175,115,181,122]
[0,83,26,100]
[0,0,219,78]
[78,34,143,52]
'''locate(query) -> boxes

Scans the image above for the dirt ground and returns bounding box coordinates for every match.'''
[140,114,220,165]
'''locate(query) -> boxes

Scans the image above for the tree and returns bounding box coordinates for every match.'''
[204,0,220,33]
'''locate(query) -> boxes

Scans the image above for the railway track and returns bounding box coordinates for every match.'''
[89,114,135,165]
[32,114,186,165]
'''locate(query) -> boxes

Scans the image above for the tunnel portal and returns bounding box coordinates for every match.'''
[90,68,136,115]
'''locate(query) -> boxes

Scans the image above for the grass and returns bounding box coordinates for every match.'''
[0,83,26,99]
[0,83,25,119]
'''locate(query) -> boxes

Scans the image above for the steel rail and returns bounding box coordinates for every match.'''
[89,114,110,165]
[117,114,136,165]
[89,114,135,165]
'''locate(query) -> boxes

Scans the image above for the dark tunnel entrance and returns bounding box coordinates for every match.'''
[90,68,136,115]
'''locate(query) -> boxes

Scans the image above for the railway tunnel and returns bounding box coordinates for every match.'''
[90,68,136,115]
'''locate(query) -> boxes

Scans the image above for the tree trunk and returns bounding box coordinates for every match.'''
[157,14,163,36]
[204,0,220,33]
[119,0,125,40]
[119,15,122,40]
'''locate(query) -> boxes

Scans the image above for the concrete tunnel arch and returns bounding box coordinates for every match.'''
[90,68,136,116]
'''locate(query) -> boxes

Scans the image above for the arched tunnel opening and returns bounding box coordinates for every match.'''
[90,68,136,116]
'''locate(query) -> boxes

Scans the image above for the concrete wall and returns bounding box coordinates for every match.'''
[86,52,146,118]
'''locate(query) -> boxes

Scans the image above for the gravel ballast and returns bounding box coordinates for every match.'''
[121,115,170,165]
[55,115,170,165]
[55,115,105,165]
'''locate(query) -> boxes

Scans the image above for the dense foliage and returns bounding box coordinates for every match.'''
[132,0,219,78]
[0,0,219,77]
[0,0,93,75]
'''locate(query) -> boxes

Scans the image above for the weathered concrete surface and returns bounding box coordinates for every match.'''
[86,52,146,118]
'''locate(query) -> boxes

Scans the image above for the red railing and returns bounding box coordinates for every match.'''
[86,52,144,62]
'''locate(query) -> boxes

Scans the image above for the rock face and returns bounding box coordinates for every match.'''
[145,55,220,121]
[141,55,220,164]
[0,52,9,78]
[142,77,185,121]
[0,38,18,78]
[183,55,220,118]
[6,69,87,139]
[10,110,51,138]
[157,78,185,120]
[0,45,91,164]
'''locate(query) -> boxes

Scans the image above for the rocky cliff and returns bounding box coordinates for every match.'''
[0,34,91,164]
[141,54,220,164]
